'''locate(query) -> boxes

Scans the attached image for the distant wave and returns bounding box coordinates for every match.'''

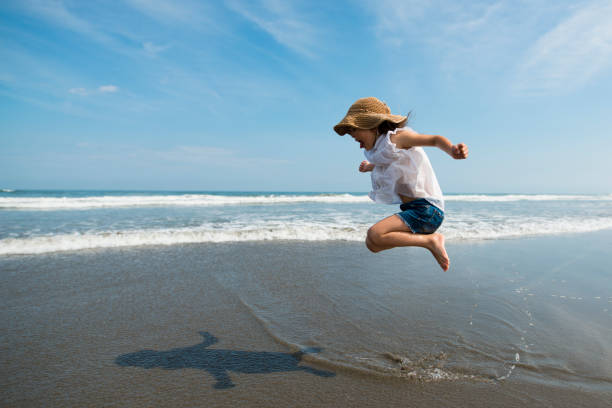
[445,194,612,202]
[2,216,611,255]
[1,189,15,193]
[1,193,611,210]
[0,193,371,210]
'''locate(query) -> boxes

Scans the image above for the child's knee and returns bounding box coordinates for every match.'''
[366,228,383,250]
[367,227,381,243]
[365,237,379,253]
[365,239,381,253]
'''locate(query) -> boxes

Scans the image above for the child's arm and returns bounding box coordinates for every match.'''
[390,128,468,159]
[359,160,375,172]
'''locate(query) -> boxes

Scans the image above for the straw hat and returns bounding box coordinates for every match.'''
[333,97,407,136]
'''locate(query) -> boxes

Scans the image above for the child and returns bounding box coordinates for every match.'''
[334,97,468,271]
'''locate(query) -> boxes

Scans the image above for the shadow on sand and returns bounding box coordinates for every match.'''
[115,331,335,389]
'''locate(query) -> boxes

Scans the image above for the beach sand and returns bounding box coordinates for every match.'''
[2,231,611,407]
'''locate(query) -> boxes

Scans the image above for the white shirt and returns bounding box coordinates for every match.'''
[364,127,444,210]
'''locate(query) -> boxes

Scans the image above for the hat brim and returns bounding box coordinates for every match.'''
[334,113,407,135]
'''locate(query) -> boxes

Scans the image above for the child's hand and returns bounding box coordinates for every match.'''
[359,160,374,172]
[451,143,468,159]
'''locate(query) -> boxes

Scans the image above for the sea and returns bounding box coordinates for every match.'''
[1,189,612,256]
[2,189,612,405]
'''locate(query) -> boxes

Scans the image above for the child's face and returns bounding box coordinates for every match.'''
[348,128,377,150]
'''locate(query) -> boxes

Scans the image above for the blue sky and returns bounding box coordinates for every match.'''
[1,0,611,193]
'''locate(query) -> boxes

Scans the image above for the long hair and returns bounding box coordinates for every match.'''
[377,112,410,135]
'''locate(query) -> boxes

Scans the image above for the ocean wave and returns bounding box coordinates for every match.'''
[0,225,363,255]
[2,193,611,210]
[1,189,16,193]
[445,217,612,241]
[2,217,612,255]
[446,194,612,202]
[0,193,371,210]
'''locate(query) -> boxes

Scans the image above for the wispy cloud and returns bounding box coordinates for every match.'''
[445,2,504,32]
[362,0,523,67]
[143,41,169,57]
[0,38,105,115]
[98,85,119,93]
[12,0,185,58]
[67,85,119,95]
[19,0,114,45]
[0,38,157,117]
[362,0,612,94]
[514,1,612,94]
[124,0,213,27]
[225,0,320,58]
[361,0,431,47]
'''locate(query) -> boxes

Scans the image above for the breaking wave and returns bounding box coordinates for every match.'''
[2,216,612,255]
[2,193,611,210]
[445,194,612,202]
[0,193,370,210]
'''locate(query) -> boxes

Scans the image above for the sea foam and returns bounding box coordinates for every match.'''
[2,193,611,210]
[445,194,612,202]
[2,216,612,255]
[0,193,371,210]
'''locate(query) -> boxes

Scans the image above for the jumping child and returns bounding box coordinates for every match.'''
[334,97,468,271]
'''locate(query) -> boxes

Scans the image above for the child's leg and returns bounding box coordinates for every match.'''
[365,214,450,271]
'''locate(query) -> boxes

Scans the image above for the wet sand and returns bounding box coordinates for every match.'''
[1,231,611,407]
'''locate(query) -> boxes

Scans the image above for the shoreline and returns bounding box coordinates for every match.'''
[2,232,611,407]
[2,226,612,258]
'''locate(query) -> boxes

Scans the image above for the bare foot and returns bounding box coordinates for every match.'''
[427,233,450,271]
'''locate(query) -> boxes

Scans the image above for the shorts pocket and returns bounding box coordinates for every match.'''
[419,207,444,234]
[413,206,437,223]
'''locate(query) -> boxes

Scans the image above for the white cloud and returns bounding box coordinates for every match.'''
[143,41,169,57]
[446,2,504,32]
[226,0,320,58]
[362,0,522,66]
[362,0,430,47]
[515,1,612,94]
[362,0,612,94]
[98,85,119,93]
[14,0,169,58]
[68,85,119,95]
[20,0,114,45]
[124,0,211,26]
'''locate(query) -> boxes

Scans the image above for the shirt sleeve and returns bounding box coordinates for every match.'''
[372,134,402,165]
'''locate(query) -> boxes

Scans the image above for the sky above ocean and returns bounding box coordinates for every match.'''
[1,1,611,193]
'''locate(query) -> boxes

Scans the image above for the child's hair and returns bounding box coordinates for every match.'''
[376,112,410,135]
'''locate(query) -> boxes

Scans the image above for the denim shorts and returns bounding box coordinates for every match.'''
[396,198,444,234]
